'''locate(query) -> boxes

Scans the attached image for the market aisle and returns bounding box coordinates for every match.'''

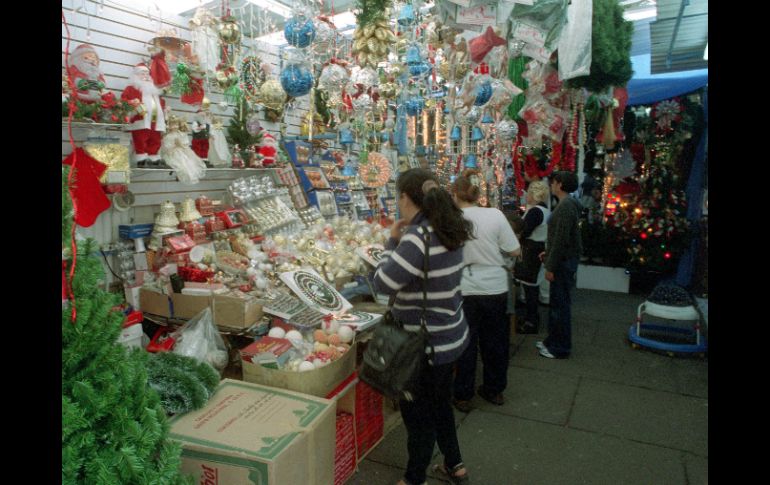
[349,289,708,485]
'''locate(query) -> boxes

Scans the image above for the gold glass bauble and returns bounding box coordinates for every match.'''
[260,79,287,110]
[218,18,241,44]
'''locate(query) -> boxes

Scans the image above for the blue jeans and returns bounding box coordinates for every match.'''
[544,257,579,358]
[453,293,510,400]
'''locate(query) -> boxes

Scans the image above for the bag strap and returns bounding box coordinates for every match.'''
[419,225,436,364]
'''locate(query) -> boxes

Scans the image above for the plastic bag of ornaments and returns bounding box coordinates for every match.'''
[172,308,229,371]
[266,321,354,372]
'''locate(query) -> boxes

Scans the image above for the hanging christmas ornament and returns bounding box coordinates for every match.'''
[471,126,484,142]
[496,119,519,141]
[351,16,396,68]
[398,4,416,26]
[379,81,398,100]
[474,81,493,106]
[509,39,526,58]
[457,106,482,126]
[218,16,241,45]
[259,79,287,110]
[246,113,262,136]
[340,127,355,146]
[239,56,268,105]
[352,66,380,90]
[481,112,494,124]
[359,152,392,187]
[405,96,425,117]
[465,154,478,168]
[450,125,462,141]
[352,93,374,112]
[313,16,336,54]
[487,79,521,114]
[319,62,349,95]
[280,64,314,98]
[284,11,316,48]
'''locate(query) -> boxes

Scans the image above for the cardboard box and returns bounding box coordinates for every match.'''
[214,294,263,329]
[170,379,335,485]
[242,341,357,398]
[139,289,263,329]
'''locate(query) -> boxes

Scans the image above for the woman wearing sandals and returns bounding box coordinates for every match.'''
[373,169,472,485]
[451,170,521,411]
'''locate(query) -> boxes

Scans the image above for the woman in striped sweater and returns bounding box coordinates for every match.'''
[373,169,473,485]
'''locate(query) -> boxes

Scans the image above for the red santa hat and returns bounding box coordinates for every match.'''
[259,133,277,166]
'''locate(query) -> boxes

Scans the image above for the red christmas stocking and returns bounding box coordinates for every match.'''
[62,148,111,227]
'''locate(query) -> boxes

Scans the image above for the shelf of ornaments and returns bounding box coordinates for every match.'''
[62,120,128,129]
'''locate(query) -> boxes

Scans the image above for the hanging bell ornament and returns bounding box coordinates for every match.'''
[218,16,241,45]
[201,97,211,111]
[179,198,203,222]
[156,200,180,228]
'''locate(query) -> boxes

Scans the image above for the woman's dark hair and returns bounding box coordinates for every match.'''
[397,168,473,251]
[552,171,579,193]
[452,169,482,204]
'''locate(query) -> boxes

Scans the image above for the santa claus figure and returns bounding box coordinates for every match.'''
[259,132,278,167]
[121,63,167,167]
[191,108,211,165]
[67,44,107,103]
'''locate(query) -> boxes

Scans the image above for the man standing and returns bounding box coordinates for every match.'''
[67,44,107,103]
[537,171,582,359]
[121,63,167,167]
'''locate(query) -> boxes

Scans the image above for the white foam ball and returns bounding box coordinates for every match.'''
[285,330,304,342]
[268,327,286,339]
[298,361,315,372]
[322,319,340,335]
[338,325,354,343]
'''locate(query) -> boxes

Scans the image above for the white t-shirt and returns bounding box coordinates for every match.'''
[460,206,521,296]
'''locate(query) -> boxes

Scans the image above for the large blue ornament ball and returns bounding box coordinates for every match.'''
[284,17,316,48]
[280,65,314,97]
[474,82,493,106]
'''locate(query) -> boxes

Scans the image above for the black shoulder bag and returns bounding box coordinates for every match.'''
[360,226,435,402]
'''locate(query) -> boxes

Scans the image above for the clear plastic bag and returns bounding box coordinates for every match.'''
[172,308,229,370]
[557,0,592,81]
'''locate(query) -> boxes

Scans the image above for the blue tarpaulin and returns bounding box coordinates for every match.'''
[626,74,709,106]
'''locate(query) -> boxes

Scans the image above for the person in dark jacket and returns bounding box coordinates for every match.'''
[537,171,583,359]
[373,168,473,485]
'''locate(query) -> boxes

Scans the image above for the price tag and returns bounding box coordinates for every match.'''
[457,4,498,27]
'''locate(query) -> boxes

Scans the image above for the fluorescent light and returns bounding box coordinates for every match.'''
[126,0,204,16]
[703,43,708,60]
[247,0,292,18]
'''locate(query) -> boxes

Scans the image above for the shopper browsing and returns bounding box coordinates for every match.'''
[451,170,521,411]
[372,168,473,485]
[538,171,583,359]
[514,180,551,334]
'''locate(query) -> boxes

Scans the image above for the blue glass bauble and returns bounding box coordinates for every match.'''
[474,82,493,106]
[406,45,422,65]
[280,64,314,97]
[405,97,425,117]
[398,5,416,26]
[340,129,354,145]
[284,17,316,48]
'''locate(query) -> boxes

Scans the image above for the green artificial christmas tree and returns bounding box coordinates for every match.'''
[226,101,264,163]
[62,169,191,485]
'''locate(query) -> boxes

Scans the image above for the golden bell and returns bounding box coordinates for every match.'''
[201,97,211,111]
[179,198,202,222]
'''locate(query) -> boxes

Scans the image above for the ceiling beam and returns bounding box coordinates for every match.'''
[665,0,689,69]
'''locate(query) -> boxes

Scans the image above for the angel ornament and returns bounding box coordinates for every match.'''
[159,114,207,185]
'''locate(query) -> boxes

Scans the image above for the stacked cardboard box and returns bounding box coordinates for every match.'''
[355,380,384,458]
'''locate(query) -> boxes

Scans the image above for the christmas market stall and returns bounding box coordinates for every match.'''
[60,0,703,483]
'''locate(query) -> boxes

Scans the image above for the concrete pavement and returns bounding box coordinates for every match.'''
[348,289,708,485]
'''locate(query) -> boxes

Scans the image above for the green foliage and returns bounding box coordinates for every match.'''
[355,0,392,26]
[146,352,220,415]
[62,98,134,124]
[566,0,633,93]
[62,230,191,484]
[62,167,73,248]
[226,101,264,161]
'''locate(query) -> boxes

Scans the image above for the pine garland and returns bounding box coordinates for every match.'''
[566,0,633,93]
[146,352,220,415]
[355,0,392,26]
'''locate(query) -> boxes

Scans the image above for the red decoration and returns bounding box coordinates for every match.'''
[62,148,111,228]
[468,26,506,64]
[150,50,172,88]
